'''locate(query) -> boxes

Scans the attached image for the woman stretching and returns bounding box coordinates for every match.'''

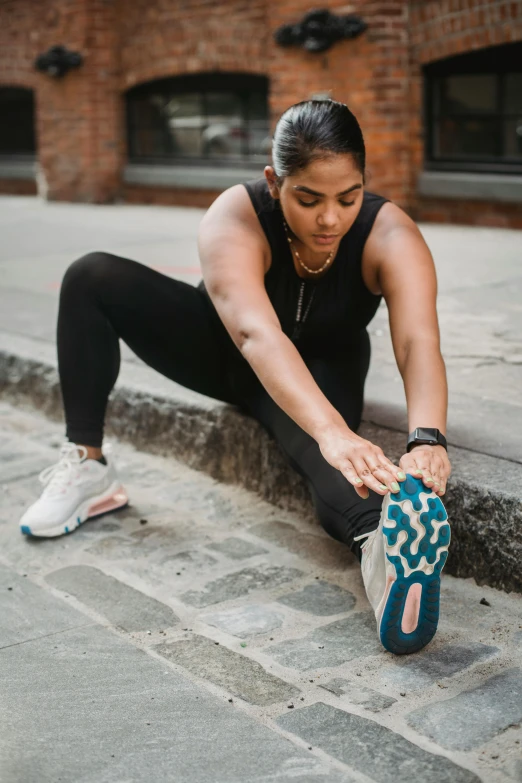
[19,100,452,655]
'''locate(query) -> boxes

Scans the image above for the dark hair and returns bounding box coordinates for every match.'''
[271,99,366,186]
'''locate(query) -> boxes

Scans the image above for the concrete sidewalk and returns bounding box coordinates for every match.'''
[0,196,521,592]
[1,402,522,782]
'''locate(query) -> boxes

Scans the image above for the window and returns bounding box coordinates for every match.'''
[0,87,36,156]
[424,42,522,174]
[126,73,270,167]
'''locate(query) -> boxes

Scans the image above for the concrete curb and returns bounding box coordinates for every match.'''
[1,334,521,594]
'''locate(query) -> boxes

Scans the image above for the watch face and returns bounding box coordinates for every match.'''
[417,428,439,440]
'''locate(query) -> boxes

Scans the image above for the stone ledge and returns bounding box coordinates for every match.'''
[123,163,263,190]
[417,170,522,204]
[1,332,521,594]
[0,156,37,181]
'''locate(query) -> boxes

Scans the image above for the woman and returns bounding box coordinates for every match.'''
[19,99,452,655]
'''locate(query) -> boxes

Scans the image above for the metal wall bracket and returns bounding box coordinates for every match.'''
[34,45,83,78]
[274,8,367,53]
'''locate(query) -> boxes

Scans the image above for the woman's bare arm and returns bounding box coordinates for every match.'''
[366,202,452,496]
[197,185,403,496]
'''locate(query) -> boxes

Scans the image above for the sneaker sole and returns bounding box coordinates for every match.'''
[377,474,450,655]
[20,481,129,538]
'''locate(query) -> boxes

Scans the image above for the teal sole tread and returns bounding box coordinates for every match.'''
[379,474,450,655]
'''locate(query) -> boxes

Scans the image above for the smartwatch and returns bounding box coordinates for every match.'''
[406,427,447,453]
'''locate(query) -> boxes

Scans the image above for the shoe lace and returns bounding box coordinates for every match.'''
[353,529,376,565]
[38,442,89,497]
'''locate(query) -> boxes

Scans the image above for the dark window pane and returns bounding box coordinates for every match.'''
[162,93,204,158]
[248,91,268,121]
[504,118,522,158]
[440,74,497,115]
[203,92,245,160]
[129,96,178,157]
[505,74,522,114]
[247,92,271,160]
[127,75,269,165]
[0,87,36,155]
[435,117,501,157]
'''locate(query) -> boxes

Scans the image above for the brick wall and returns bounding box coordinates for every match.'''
[266,2,412,208]
[0,0,123,202]
[409,0,522,226]
[1,0,521,226]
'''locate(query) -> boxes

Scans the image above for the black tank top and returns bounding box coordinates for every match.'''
[198,176,388,360]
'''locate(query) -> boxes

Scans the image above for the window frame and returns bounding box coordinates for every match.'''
[125,72,270,168]
[0,86,36,157]
[423,42,522,175]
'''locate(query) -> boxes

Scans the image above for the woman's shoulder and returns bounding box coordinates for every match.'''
[362,194,423,277]
[363,193,416,237]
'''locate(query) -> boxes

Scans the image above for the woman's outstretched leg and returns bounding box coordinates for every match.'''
[237,340,383,561]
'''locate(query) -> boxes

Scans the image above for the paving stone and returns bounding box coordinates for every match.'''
[0,564,89,648]
[381,643,499,689]
[155,634,300,706]
[249,520,353,569]
[276,581,355,616]
[46,565,179,632]
[180,565,304,608]
[205,536,268,560]
[319,677,397,713]
[277,702,480,782]
[159,550,218,569]
[85,523,198,558]
[407,668,522,751]
[119,550,220,590]
[265,613,381,671]
[199,604,284,638]
[1,617,350,782]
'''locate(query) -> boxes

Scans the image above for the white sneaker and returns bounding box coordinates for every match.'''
[354,473,450,655]
[19,441,129,538]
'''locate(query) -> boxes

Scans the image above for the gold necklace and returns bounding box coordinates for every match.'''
[283,219,335,275]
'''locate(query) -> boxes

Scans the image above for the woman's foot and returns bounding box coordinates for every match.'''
[19,441,129,538]
[355,473,450,655]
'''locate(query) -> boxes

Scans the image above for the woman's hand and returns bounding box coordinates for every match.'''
[399,444,451,496]
[318,428,406,499]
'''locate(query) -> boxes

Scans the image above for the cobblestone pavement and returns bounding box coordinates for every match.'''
[1,401,522,783]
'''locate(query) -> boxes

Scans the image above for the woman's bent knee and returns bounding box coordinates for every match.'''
[61,251,116,291]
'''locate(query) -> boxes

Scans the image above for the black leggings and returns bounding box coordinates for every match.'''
[57,252,384,560]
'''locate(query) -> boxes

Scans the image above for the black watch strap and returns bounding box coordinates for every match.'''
[407,427,447,453]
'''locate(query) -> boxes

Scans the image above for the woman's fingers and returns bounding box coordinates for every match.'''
[337,463,371,497]
[359,448,405,493]
[363,454,404,492]
[317,433,411,499]
[400,448,449,496]
[348,457,393,496]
